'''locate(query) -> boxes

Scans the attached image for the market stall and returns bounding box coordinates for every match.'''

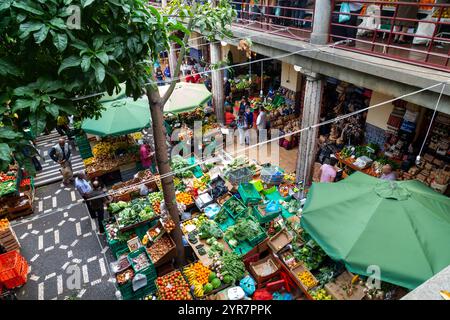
[0,165,34,221]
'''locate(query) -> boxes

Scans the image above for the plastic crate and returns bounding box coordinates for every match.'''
[226,167,254,185]
[252,205,280,224]
[223,196,247,220]
[127,247,153,274]
[248,226,268,247]
[115,246,130,260]
[191,166,204,179]
[238,183,262,205]
[260,166,285,185]
[0,251,25,281]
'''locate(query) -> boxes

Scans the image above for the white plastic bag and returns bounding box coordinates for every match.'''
[413,15,436,45]
[357,5,381,36]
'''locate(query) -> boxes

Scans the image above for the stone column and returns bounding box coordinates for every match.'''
[296,72,323,186]
[310,0,332,45]
[210,0,225,124]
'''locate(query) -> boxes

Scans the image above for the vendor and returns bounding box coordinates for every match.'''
[380,164,397,181]
[319,157,338,183]
[140,140,156,173]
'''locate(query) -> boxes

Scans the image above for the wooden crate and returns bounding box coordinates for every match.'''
[248,254,281,285]
[0,225,20,251]
[267,228,293,253]
[291,262,319,292]
[324,271,366,300]
[7,207,33,221]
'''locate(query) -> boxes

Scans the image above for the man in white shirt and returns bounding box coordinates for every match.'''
[256,107,267,141]
[75,172,95,218]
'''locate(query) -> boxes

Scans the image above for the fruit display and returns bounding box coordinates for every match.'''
[85,153,137,175]
[156,271,193,300]
[116,268,135,286]
[193,178,207,191]
[146,234,175,263]
[176,192,193,206]
[131,252,151,272]
[0,218,10,231]
[297,271,318,289]
[152,201,161,215]
[183,262,213,297]
[0,173,15,182]
[310,288,333,300]
[147,191,163,205]
[194,214,208,229]
[83,157,95,166]
[19,178,31,188]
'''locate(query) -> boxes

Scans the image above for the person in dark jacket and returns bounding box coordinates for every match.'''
[87,181,110,234]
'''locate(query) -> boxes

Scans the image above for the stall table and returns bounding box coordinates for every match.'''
[335,152,378,178]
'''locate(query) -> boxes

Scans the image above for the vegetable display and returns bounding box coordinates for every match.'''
[224,217,263,247]
[0,173,15,182]
[131,252,150,272]
[116,268,134,286]
[108,201,128,214]
[214,207,229,224]
[0,181,16,197]
[198,220,223,240]
[156,271,192,300]
[210,251,246,284]
[146,234,174,263]
[293,240,327,270]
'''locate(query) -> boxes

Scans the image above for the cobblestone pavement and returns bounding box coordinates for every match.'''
[11,182,117,300]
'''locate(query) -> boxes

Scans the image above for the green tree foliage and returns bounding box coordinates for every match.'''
[0,0,235,174]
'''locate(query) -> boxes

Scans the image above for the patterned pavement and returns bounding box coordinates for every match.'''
[11,182,117,300]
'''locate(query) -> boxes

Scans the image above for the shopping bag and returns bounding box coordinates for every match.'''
[339,2,351,24]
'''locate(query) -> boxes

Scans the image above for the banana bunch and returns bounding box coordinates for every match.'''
[192,280,204,297]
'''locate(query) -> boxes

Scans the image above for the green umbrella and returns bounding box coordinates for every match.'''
[301,172,450,289]
[81,97,151,137]
[158,82,212,114]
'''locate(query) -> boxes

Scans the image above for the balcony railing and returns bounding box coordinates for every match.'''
[230,1,315,41]
[149,0,450,71]
[329,0,450,71]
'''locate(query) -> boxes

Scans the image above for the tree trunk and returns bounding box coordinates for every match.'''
[146,89,186,267]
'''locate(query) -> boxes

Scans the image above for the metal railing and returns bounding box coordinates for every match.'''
[329,0,450,71]
[230,1,315,41]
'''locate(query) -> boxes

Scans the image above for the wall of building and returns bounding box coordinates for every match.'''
[280,62,301,92]
[366,92,395,130]
[222,44,247,64]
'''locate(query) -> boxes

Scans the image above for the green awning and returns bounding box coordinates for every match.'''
[81,97,151,137]
[158,82,212,115]
[301,172,450,290]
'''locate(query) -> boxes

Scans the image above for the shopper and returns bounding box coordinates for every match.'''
[244,106,254,145]
[185,70,194,83]
[88,181,109,235]
[224,96,232,108]
[155,67,164,86]
[333,2,363,47]
[380,164,397,181]
[393,0,419,44]
[192,67,201,83]
[239,97,249,113]
[256,106,267,140]
[164,64,171,82]
[56,115,70,137]
[74,171,94,218]
[49,137,73,186]
[140,140,155,173]
[319,157,338,183]
[224,77,231,98]
[225,107,236,127]
[236,110,248,146]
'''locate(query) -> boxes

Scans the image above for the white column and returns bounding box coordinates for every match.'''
[310,0,332,45]
[296,73,323,186]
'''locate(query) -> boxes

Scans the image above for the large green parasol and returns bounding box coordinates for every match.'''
[301,172,450,289]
